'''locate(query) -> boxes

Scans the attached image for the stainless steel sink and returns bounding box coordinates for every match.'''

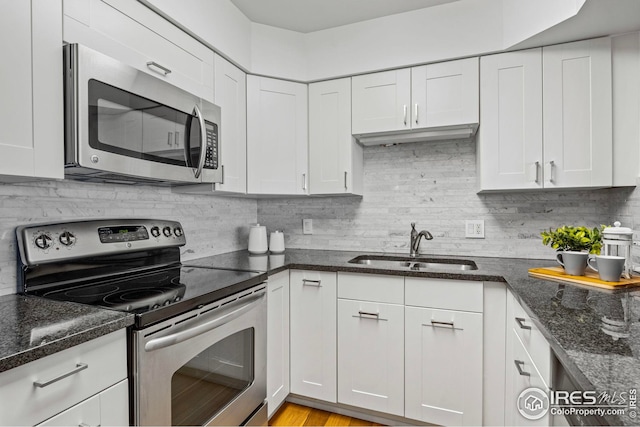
[348,255,477,271]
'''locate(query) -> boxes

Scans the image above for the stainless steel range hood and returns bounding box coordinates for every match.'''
[353,123,478,146]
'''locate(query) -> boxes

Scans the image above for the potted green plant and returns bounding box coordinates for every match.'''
[540,225,603,276]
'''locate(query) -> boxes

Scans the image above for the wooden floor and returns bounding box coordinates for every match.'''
[269,402,384,427]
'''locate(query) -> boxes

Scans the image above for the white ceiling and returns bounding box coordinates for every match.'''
[229,0,460,33]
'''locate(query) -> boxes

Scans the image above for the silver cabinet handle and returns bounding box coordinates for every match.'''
[302,173,307,191]
[344,171,348,190]
[302,279,321,287]
[34,363,88,388]
[79,423,100,427]
[146,61,171,76]
[174,131,180,148]
[414,103,419,124]
[545,160,555,184]
[403,105,407,125]
[514,360,531,377]
[192,104,207,179]
[353,310,388,321]
[220,165,225,184]
[167,132,173,147]
[515,317,532,330]
[423,320,463,330]
[533,161,540,184]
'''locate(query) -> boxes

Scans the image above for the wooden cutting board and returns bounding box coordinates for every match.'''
[528,266,640,290]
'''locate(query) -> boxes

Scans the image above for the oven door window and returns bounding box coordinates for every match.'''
[171,328,254,426]
[88,79,201,167]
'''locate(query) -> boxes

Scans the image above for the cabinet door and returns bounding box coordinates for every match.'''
[478,49,543,190]
[214,55,247,193]
[352,69,411,134]
[64,0,215,101]
[505,330,550,426]
[405,307,483,426]
[309,78,363,195]
[37,394,101,427]
[411,57,479,129]
[247,76,308,195]
[337,299,404,416]
[289,270,336,402]
[267,271,290,417]
[543,37,612,188]
[0,0,63,180]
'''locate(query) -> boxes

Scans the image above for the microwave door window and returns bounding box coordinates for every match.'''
[95,98,143,154]
[141,107,189,165]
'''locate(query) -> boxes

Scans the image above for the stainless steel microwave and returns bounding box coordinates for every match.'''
[64,44,222,185]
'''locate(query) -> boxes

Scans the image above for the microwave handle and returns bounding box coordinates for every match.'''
[192,104,207,179]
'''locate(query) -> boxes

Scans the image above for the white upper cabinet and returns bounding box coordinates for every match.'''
[63,0,215,101]
[478,38,613,191]
[309,78,363,195]
[352,69,411,135]
[411,57,479,129]
[543,37,612,188]
[247,76,308,195]
[0,0,63,181]
[213,54,247,194]
[352,58,479,143]
[478,48,543,190]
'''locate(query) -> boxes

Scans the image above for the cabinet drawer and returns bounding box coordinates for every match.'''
[510,295,551,385]
[405,277,483,312]
[338,272,404,304]
[0,329,127,426]
[64,0,214,101]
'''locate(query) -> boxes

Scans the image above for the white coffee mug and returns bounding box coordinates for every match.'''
[587,255,625,282]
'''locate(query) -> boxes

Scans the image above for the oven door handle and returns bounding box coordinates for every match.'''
[144,290,265,352]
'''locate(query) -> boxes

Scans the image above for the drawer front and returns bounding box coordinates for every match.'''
[338,272,404,304]
[405,277,483,312]
[64,0,214,101]
[509,294,551,385]
[0,329,127,426]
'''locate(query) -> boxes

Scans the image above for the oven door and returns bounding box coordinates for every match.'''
[65,43,221,184]
[132,286,266,426]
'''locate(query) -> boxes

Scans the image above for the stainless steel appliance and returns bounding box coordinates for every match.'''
[64,44,223,185]
[17,219,267,426]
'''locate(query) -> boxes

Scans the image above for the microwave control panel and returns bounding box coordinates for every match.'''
[204,121,218,170]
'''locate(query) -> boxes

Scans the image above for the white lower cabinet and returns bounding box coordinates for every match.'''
[289,270,337,402]
[0,330,128,426]
[267,271,290,417]
[38,379,129,427]
[337,299,404,416]
[404,307,483,425]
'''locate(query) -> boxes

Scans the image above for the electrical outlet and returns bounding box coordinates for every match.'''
[465,220,485,239]
[302,219,313,235]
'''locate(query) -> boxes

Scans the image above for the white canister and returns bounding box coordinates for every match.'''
[248,224,268,254]
[269,231,285,253]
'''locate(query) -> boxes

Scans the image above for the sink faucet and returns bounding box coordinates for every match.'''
[410,223,433,257]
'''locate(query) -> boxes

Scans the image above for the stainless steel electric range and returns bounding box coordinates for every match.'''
[16,219,268,426]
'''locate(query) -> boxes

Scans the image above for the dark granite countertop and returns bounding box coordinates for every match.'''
[0,294,133,373]
[186,249,640,426]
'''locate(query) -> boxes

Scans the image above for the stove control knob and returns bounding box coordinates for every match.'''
[173,227,183,237]
[163,300,171,306]
[34,234,53,250]
[162,226,172,237]
[59,231,76,246]
[152,304,160,310]
[150,226,161,238]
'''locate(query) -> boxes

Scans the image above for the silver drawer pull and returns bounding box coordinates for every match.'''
[514,360,530,377]
[302,279,322,287]
[353,311,387,321]
[79,423,100,427]
[424,320,462,330]
[34,363,88,388]
[146,61,172,76]
[515,317,532,330]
